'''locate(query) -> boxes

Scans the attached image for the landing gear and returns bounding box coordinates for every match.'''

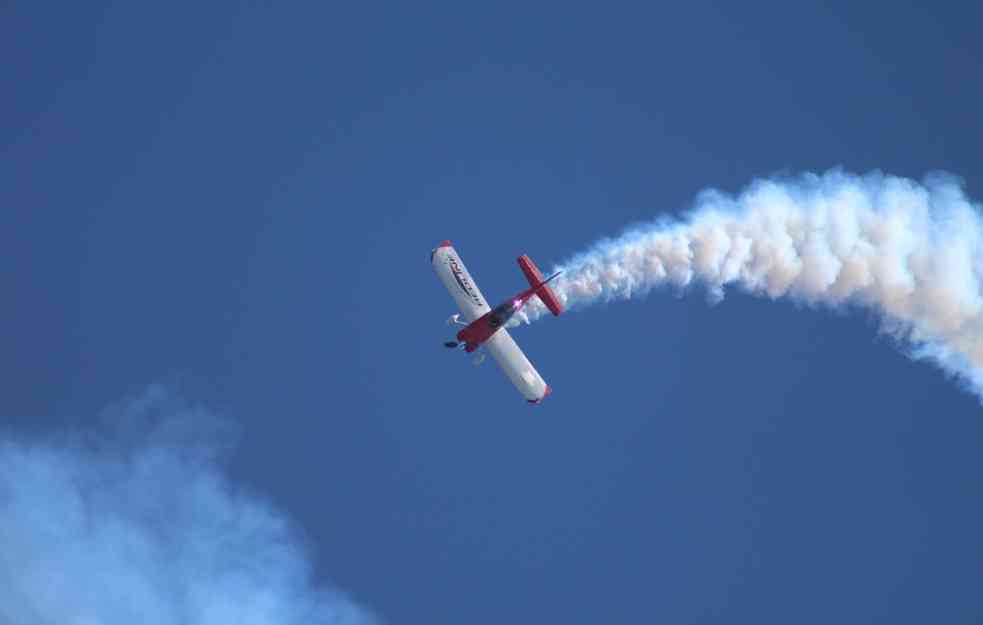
[444,315,467,349]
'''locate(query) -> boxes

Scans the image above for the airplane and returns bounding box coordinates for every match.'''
[431,240,563,404]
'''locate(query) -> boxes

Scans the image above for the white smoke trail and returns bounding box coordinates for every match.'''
[0,386,377,625]
[521,170,983,398]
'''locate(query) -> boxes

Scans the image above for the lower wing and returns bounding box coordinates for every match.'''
[484,329,551,404]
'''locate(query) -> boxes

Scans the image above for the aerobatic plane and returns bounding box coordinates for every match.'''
[431,240,563,404]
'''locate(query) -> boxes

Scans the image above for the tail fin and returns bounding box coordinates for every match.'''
[518,255,563,316]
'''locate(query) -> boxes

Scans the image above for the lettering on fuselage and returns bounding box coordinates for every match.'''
[446,255,484,308]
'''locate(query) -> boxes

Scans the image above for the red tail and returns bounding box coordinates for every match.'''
[518,255,563,316]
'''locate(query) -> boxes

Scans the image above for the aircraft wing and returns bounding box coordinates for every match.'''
[431,241,491,322]
[483,328,551,403]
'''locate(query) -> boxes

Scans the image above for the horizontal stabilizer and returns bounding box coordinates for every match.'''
[518,255,563,316]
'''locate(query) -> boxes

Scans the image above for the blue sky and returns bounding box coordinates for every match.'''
[3,2,983,623]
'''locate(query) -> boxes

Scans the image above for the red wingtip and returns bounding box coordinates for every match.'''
[438,240,453,248]
[527,385,552,404]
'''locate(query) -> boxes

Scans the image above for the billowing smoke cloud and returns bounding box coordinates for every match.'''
[520,170,983,397]
[0,386,376,625]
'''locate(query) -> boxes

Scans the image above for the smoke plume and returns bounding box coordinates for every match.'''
[0,386,376,625]
[521,170,983,397]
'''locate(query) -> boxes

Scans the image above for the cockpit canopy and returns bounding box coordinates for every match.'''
[488,299,520,329]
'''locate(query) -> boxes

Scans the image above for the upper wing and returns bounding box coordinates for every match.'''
[483,329,551,404]
[431,241,491,322]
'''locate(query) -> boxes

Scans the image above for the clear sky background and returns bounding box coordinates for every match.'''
[3,2,983,623]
